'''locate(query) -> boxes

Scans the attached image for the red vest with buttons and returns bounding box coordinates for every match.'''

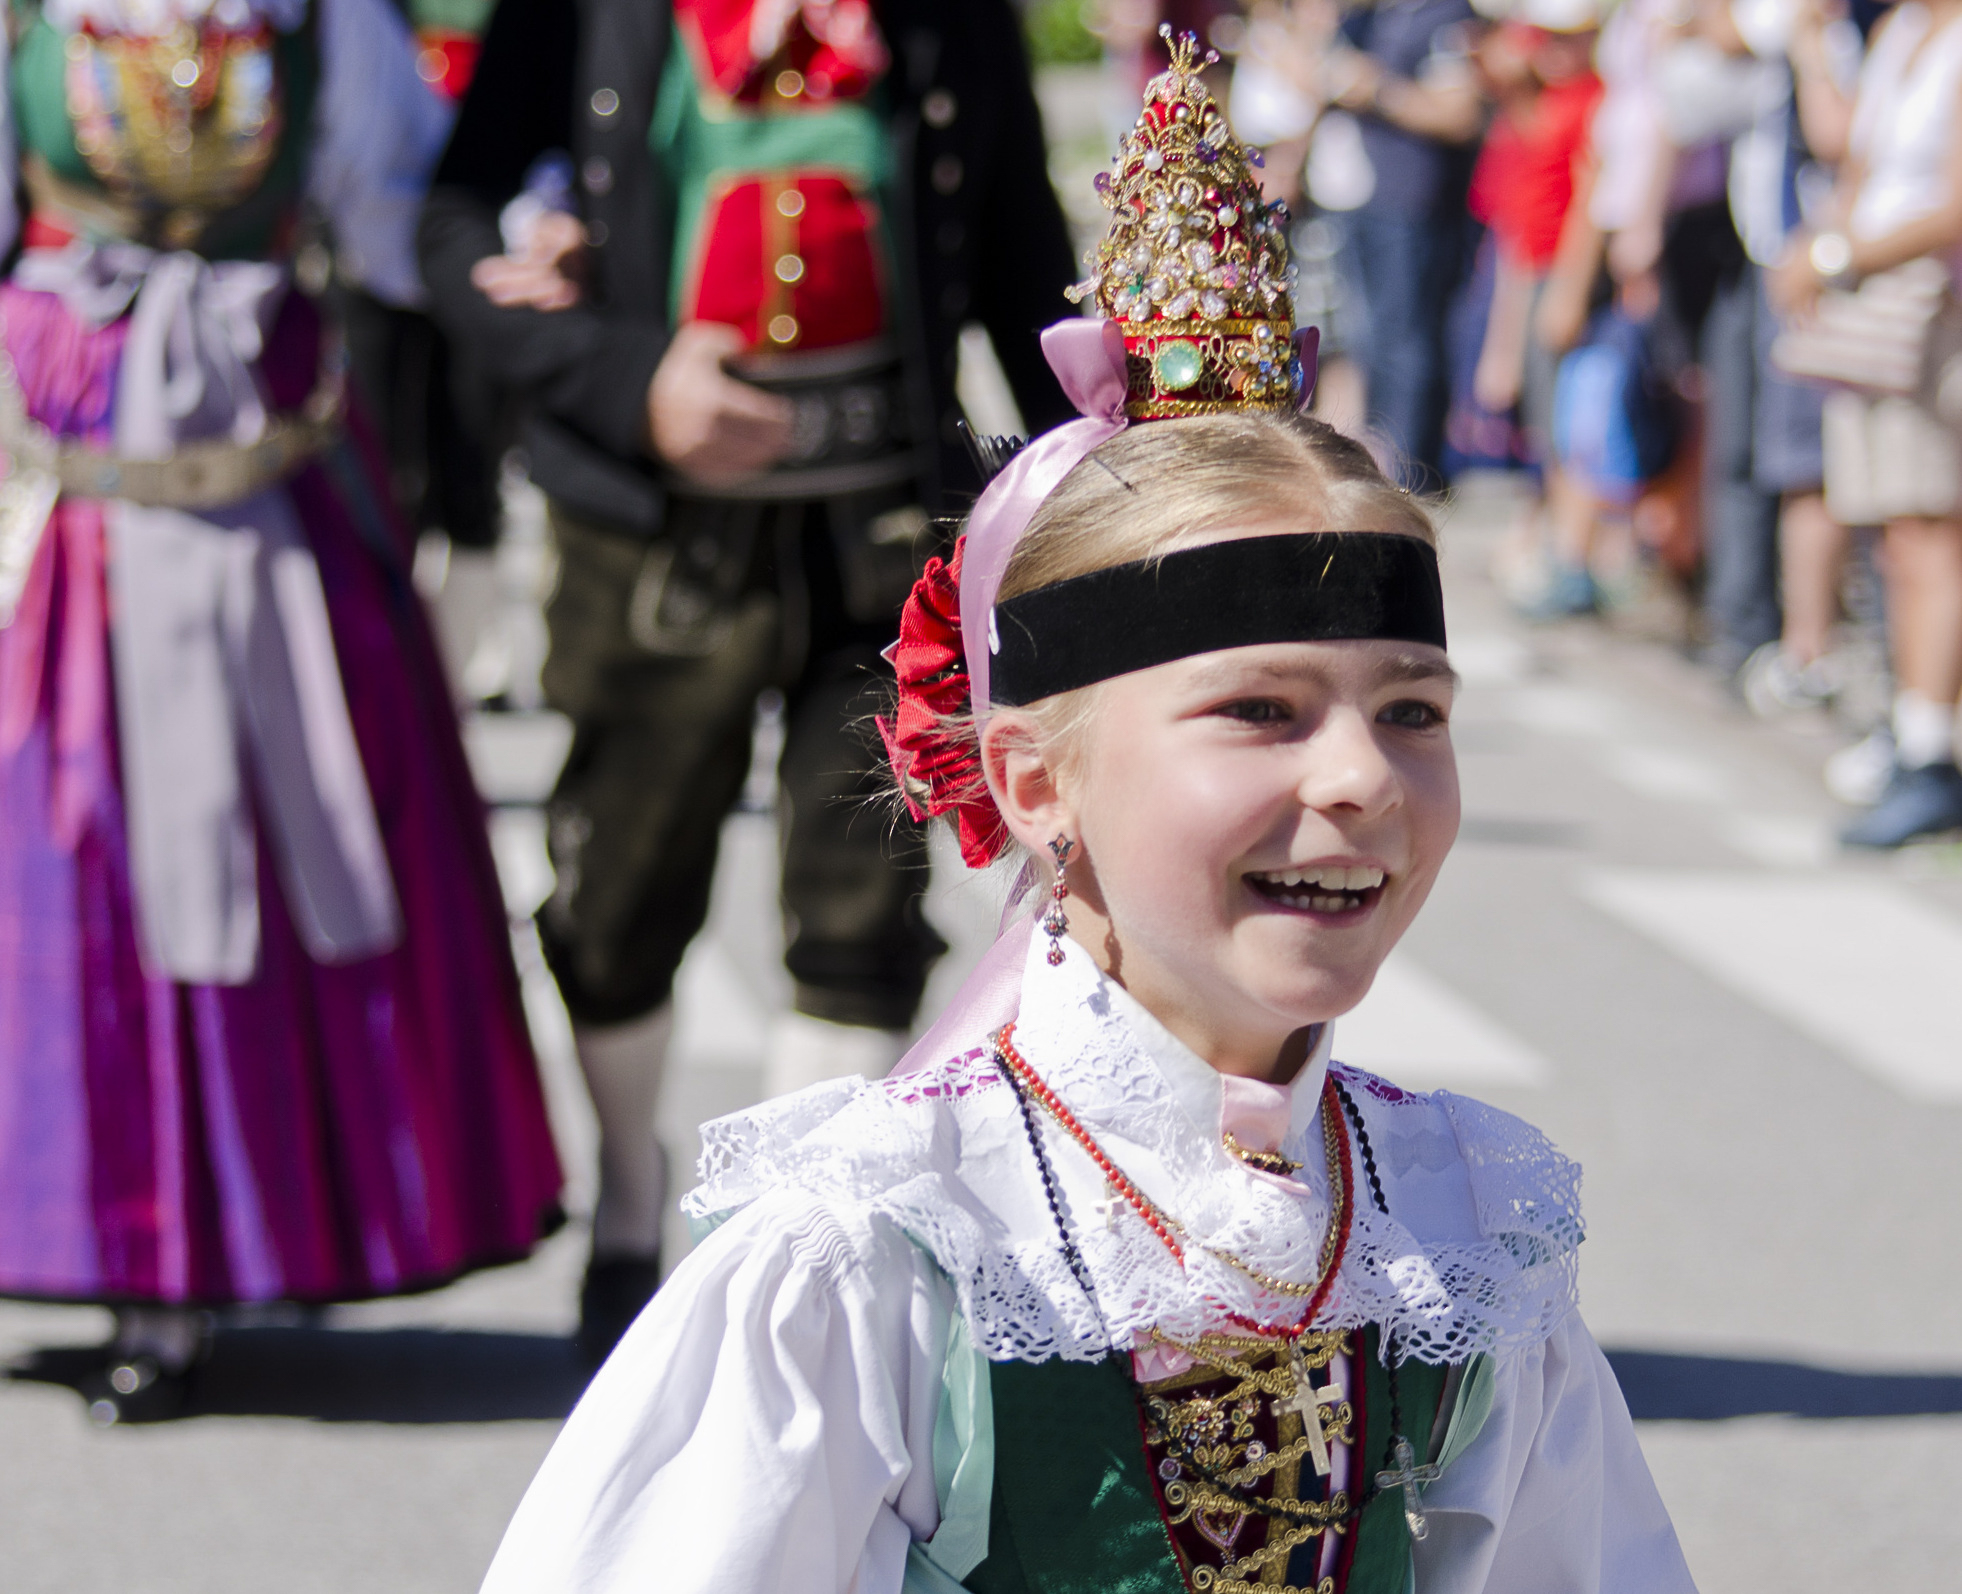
[667,0,892,354]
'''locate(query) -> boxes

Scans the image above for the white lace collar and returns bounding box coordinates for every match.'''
[1053,940,1336,1154]
[687,933,1584,1366]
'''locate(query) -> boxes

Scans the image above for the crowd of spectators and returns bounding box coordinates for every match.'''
[1209,0,1962,847]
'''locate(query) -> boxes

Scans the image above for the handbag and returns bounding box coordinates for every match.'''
[1551,308,1680,505]
[1770,257,1962,399]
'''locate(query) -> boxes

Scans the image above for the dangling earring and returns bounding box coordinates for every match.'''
[1044,836,1075,965]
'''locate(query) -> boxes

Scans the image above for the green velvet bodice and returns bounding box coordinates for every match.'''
[965,1329,1454,1594]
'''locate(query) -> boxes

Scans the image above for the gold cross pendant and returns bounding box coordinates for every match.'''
[1270,1340,1345,1476]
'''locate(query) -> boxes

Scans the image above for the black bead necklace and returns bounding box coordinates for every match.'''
[990,1039,1409,1523]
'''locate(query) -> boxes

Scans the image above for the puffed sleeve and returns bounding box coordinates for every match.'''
[1414,1313,1699,1594]
[480,1192,957,1594]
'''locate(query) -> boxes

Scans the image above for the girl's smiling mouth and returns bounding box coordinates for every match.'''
[1243,864,1388,917]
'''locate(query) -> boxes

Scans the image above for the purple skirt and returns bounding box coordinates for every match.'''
[0,283,563,1305]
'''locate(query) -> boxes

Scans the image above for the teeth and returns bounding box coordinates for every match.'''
[1253,865,1386,892]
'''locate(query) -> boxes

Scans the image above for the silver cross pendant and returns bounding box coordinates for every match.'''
[1374,1434,1443,1541]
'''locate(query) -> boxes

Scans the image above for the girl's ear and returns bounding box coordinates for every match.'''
[980,712,1077,854]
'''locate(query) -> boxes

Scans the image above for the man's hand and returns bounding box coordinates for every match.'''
[647,323,795,486]
[470,211,589,312]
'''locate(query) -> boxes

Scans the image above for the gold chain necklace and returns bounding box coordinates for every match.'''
[994,1024,1353,1307]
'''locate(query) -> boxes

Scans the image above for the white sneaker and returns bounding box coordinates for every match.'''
[1741,643,1838,718]
[1824,727,1896,808]
[763,1013,909,1099]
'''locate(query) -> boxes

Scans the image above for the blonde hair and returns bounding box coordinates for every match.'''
[991,411,1433,786]
[1001,410,1433,607]
[887,411,1434,858]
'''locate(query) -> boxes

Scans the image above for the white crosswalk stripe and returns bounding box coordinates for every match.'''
[1582,870,1962,1101]
[1336,951,1551,1089]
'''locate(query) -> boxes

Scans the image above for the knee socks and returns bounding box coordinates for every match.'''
[1893,690,1958,770]
[574,1004,673,1260]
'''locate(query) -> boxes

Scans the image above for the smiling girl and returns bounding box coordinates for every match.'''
[479,34,1695,1594]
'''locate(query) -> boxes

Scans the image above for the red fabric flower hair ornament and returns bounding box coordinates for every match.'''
[877,536,1010,868]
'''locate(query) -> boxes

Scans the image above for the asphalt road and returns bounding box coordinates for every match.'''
[3,479,1959,1593]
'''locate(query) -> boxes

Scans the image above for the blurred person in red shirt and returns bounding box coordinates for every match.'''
[1468,16,1603,352]
[1461,7,1603,591]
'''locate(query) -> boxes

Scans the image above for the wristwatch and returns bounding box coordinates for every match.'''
[1808,231,1855,283]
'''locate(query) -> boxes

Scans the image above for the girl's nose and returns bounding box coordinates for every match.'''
[1295,709,1401,818]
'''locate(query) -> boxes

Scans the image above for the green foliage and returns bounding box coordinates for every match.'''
[409,0,497,33]
[1024,0,1103,66]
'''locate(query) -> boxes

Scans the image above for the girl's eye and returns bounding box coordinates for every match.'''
[1378,698,1446,730]
[1216,698,1292,724]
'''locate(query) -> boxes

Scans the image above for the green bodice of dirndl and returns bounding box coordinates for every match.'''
[11,5,317,259]
[965,1327,1453,1594]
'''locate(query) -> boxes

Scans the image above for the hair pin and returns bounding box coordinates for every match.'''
[1090,455,1137,491]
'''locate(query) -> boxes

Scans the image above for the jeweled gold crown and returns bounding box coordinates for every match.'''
[1067,28,1302,419]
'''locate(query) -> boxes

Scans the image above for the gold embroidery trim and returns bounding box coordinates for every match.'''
[1142,1332,1357,1594]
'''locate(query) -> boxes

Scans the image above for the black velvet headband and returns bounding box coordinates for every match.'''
[988,532,1447,707]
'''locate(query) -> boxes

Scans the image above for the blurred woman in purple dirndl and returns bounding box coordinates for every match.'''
[0,0,562,1419]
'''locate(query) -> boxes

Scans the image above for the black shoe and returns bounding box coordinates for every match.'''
[79,1355,194,1426]
[9,1342,195,1425]
[578,1254,662,1366]
[6,1342,111,1389]
[1841,760,1962,848]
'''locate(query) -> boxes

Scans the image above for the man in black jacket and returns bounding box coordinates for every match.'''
[419,0,1075,1357]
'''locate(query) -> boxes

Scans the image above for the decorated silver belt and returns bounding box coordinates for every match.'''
[0,314,344,627]
[677,336,919,502]
[0,357,343,512]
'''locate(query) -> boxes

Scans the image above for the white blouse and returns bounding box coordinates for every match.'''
[1848,3,1962,253]
[481,937,1697,1594]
